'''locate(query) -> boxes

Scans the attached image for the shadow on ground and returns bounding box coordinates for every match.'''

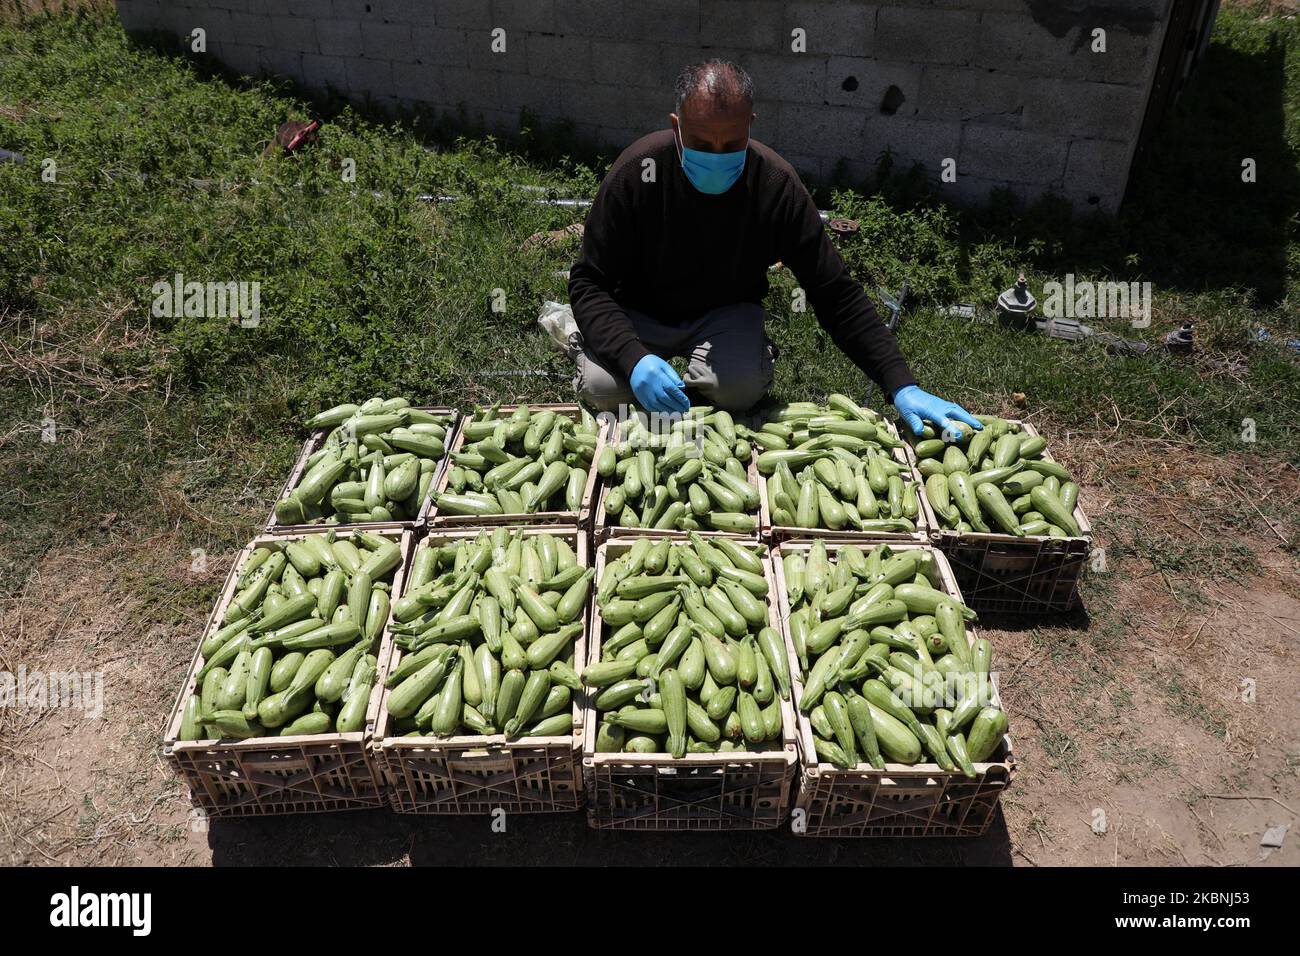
[207,807,1014,866]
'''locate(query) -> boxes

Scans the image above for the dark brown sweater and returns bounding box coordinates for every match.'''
[568,129,915,398]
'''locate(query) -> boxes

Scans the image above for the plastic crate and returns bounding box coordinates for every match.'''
[909,420,1092,615]
[372,529,588,814]
[265,407,459,534]
[757,417,929,544]
[162,528,412,817]
[582,537,798,830]
[591,418,762,542]
[771,539,1016,837]
[426,404,602,532]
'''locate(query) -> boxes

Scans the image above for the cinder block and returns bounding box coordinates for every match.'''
[344,54,394,93]
[492,0,556,33]
[660,43,747,90]
[442,65,501,113]
[974,13,1078,76]
[751,98,782,144]
[1060,25,1162,85]
[618,0,700,44]
[740,52,828,106]
[377,0,440,25]
[528,34,592,80]
[918,65,1024,126]
[934,172,1023,210]
[777,150,826,183]
[116,0,162,32]
[158,4,194,32]
[301,51,351,91]
[270,14,318,53]
[362,19,415,61]
[278,1,332,16]
[779,103,866,161]
[316,17,364,56]
[409,26,469,68]
[277,47,311,84]
[825,56,922,112]
[596,126,647,152]
[592,39,661,87]
[222,43,264,77]
[564,80,665,133]
[1022,79,1144,141]
[961,124,1068,185]
[481,107,525,135]
[325,1,367,14]
[785,2,875,58]
[500,71,564,117]
[391,60,442,101]
[555,0,623,39]
[226,10,274,45]
[436,0,497,30]
[908,0,1029,11]
[467,27,526,72]
[868,115,963,171]
[1060,185,1119,214]
[257,45,301,80]
[286,0,335,15]
[185,12,234,47]
[1063,136,1132,196]
[876,6,977,65]
[700,1,782,50]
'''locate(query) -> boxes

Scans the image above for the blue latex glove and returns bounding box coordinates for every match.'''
[629,355,690,414]
[893,384,982,440]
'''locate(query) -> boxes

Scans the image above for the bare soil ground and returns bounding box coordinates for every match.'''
[2,434,1296,867]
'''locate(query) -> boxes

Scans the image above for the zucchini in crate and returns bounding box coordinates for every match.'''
[381,530,589,738]
[585,535,786,757]
[752,396,918,534]
[600,407,759,534]
[177,532,398,741]
[783,540,1007,775]
[431,404,598,517]
[276,396,454,525]
[905,417,1082,538]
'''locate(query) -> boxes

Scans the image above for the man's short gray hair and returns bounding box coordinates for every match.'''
[673,60,754,114]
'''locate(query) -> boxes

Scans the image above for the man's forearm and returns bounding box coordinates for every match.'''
[810,280,916,398]
[569,269,649,378]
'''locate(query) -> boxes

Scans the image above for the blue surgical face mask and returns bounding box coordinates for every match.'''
[675,121,748,195]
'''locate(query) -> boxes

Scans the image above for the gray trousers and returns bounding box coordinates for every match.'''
[574,303,777,413]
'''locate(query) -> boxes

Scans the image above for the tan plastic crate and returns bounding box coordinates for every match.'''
[426,404,602,531]
[373,529,588,814]
[162,528,412,817]
[908,420,1093,615]
[265,407,460,534]
[757,417,929,544]
[582,536,798,830]
[592,417,762,542]
[772,539,1016,837]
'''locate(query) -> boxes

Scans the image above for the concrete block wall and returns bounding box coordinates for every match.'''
[115,0,1174,212]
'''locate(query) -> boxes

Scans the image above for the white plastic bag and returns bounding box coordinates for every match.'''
[538,300,582,361]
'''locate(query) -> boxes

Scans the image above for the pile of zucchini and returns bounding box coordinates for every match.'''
[431,404,598,517]
[275,397,454,526]
[746,397,919,533]
[909,417,1081,537]
[382,530,587,738]
[178,532,402,740]
[786,541,1008,773]
[597,407,759,534]
[586,536,789,756]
